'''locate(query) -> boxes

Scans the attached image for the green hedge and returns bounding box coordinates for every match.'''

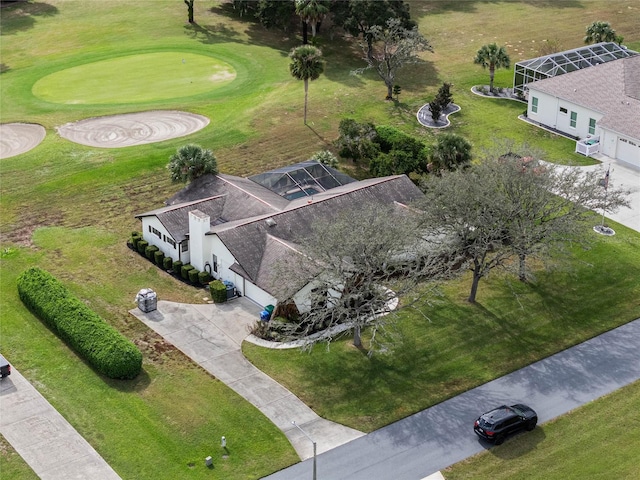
[137,240,148,255]
[181,264,194,280]
[210,280,227,303]
[163,256,173,271]
[198,271,211,285]
[172,260,183,275]
[145,244,159,261]
[154,250,165,266]
[17,267,143,380]
[188,268,200,284]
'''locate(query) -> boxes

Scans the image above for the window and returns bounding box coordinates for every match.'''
[589,118,596,135]
[570,111,577,128]
[181,241,189,253]
[166,237,176,248]
[531,97,538,113]
[212,254,218,273]
[151,227,161,239]
[559,107,568,114]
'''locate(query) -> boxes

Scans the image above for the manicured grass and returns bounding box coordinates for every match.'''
[443,379,640,480]
[243,221,640,432]
[0,435,38,480]
[1,1,639,478]
[32,52,236,104]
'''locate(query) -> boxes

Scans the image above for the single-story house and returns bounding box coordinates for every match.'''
[525,54,640,168]
[135,161,424,309]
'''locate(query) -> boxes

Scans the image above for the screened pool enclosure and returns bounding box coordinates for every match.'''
[513,42,638,96]
[249,161,356,201]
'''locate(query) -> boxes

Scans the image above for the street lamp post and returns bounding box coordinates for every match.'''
[291,420,317,480]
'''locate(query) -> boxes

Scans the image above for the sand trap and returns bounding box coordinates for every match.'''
[57,110,210,148]
[0,123,46,159]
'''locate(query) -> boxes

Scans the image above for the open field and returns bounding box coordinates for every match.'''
[1,1,639,478]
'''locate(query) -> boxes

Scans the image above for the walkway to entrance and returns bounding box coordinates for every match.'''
[129,298,364,461]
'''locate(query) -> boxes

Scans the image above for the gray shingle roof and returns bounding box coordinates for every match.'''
[136,197,226,242]
[216,175,424,290]
[528,56,640,139]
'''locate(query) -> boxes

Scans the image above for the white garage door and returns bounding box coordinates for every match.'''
[617,137,640,167]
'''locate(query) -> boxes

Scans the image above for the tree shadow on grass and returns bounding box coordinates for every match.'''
[183,20,242,46]
[0,1,58,36]
[409,0,583,18]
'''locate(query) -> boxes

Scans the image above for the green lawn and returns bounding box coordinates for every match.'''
[1,1,639,478]
[443,379,640,480]
[32,52,236,104]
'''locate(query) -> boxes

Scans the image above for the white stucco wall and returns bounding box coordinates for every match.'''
[140,217,180,261]
[528,88,603,140]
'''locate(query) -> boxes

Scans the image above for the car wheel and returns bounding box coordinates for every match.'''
[526,419,537,431]
[494,435,505,445]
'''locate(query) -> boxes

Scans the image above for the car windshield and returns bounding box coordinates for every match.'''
[510,406,524,416]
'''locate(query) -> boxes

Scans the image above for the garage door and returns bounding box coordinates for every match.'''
[617,137,640,167]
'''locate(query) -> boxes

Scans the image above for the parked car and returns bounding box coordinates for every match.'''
[474,403,537,445]
[0,354,11,378]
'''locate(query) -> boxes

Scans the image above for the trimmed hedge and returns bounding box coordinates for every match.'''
[181,264,194,280]
[188,268,200,284]
[210,280,227,303]
[145,244,159,261]
[198,271,211,285]
[163,256,173,271]
[137,240,148,255]
[154,250,165,266]
[17,267,142,380]
[172,260,183,275]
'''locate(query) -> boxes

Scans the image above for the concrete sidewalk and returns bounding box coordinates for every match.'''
[129,298,364,460]
[0,363,121,480]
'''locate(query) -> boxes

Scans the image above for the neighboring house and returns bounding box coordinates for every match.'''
[524,54,640,168]
[136,161,424,310]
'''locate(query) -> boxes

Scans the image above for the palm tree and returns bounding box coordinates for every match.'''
[429,133,472,173]
[474,43,510,93]
[167,144,218,183]
[295,0,329,43]
[584,21,617,44]
[289,45,325,125]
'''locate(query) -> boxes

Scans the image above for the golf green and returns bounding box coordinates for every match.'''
[32,52,236,104]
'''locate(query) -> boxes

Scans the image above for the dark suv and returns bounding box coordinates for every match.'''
[474,404,537,445]
[0,354,11,379]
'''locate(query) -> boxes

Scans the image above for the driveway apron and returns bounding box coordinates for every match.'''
[130,298,364,460]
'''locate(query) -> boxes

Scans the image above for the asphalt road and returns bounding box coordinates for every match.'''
[264,318,640,480]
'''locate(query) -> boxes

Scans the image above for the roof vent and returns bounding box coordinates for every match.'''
[265,218,277,227]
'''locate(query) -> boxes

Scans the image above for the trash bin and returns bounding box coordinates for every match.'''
[136,288,157,313]
[222,280,236,299]
[265,304,275,315]
[260,310,271,322]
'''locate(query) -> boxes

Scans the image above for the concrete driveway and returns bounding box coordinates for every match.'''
[264,317,640,480]
[130,298,364,461]
[0,363,121,480]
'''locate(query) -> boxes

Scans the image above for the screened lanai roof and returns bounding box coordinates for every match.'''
[249,160,356,201]
[513,42,638,95]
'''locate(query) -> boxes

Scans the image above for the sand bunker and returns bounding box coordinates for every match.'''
[57,110,210,148]
[0,123,46,159]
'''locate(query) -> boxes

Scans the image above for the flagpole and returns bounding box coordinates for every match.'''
[601,164,610,227]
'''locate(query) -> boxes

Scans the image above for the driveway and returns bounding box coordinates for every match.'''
[0,363,121,480]
[130,298,364,461]
[264,317,640,479]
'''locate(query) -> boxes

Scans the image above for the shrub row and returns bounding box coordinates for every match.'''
[129,233,211,286]
[17,267,143,380]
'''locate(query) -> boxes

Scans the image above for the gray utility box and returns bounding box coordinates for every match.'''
[136,288,157,313]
